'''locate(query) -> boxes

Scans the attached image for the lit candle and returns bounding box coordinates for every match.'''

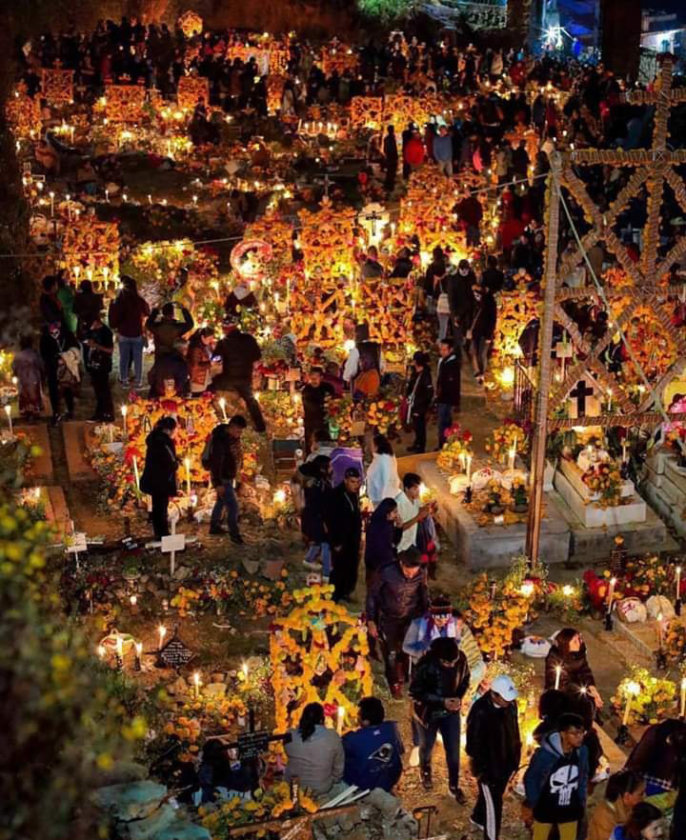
[4,404,13,436]
[192,194,198,207]
[158,625,167,650]
[622,441,628,463]
[115,635,124,669]
[184,457,191,497]
[607,388,612,412]
[657,613,664,651]
[337,705,345,735]
[49,191,55,216]
[554,665,562,691]
[681,677,686,718]
[508,445,516,471]
[606,577,616,615]
[242,661,249,680]
[97,644,106,659]
[148,194,153,205]
[466,454,472,482]
[134,641,142,671]
[218,397,228,422]
[132,456,140,492]
[121,404,128,437]
[129,594,137,607]
[677,566,682,602]
[623,680,640,726]
[459,452,466,472]
[193,671,201,698]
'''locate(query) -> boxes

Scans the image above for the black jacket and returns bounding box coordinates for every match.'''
[409,650,470,725]
[146,307,194,356]
[213,330,261,388]
[365,561,429,625]
[544,645,596,692]
[208,426,242,487]
[148,352,189,398]
[302,382,335,430]
[466,693,522,782]
[449,273,476,325]
[481,267,504,295]
[39,327,79,370]
[436,353,461,407]
[406,367,433,415]
[140,428,178,496]
[469,293,497,342]
[74,289,104,338]
[323,483,362,550]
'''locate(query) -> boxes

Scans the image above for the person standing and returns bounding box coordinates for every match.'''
[467,283,497,386]
[366,547,429,699]
[108,276,150,388]
[300,455,333,578]
[56,274,77,335]
[73,280,103,341]
[466,675,522,840]
[365,434,401,508]
[186,328,215,395]
[405,351,433,454]
[409,636,470,803]
[433,125,453,178]
[301,367,334,454]
[212,317,265,432]
[383,124,399,193]
[39,321,81,424]
[395,473,430,554]
[146,301,194,359]
[84,312,114,421]
[207,415,247,543]
[523,713,590,840]
[435,339,461,448]
[12,335,44,421]
[323,467,362,602]
[363,498,401,585]
[140,416,179,539]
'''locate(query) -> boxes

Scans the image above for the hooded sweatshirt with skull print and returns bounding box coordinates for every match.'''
[524,730,589,825]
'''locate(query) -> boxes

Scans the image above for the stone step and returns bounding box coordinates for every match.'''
[91,780,167,821]
[45,485,70,538]
[155,820,211,840]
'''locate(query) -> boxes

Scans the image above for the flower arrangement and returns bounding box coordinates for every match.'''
[163,694,247,763]
[611,667,676,726]
[200,782,319,838]
[664,619,686,663]
[511,477,529,511]
[270,584,373,735]
[436,424,474,473]
[257,391,303,438]
[365,395,402,435]
[581,462,623,507]
[467,573,533,661]
[485,421,529,464]
[170,567,293,619]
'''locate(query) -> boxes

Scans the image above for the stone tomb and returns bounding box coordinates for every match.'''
[643,450,686,538]
[414,457,571,569]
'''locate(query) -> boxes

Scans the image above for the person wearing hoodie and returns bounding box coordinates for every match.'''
[523,712,589,840]
[342,697,404,793]
[466,675,522,840]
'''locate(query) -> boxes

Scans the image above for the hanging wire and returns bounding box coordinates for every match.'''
[554,171,686,454]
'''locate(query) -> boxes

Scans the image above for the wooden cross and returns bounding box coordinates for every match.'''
[569,379,595,418]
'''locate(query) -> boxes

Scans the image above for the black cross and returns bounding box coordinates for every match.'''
[570,379,594,416]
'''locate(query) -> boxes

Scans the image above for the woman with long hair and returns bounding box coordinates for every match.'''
[364,497,401,583]
[366,434,401,508]
[284,703,344,797]
[610,803,664,840]
[186,327,215,395]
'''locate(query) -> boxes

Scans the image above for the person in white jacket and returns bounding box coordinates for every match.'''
[366,434,401,508]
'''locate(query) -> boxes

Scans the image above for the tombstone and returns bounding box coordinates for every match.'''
[158,629,194,669]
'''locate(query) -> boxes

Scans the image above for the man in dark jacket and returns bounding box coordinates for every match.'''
[73,280,104,341]
[383,124,399,193]
[146,302,194,359]
[524,713,589,840]
[84,312,114,421]
[409,636,470,802]
[212,317,265,432]
[208,415,247,542]
[343,697,404,792]
[140,416,178,539]
[108,276,151,388]
[467,283,497,385]
[367,547,429,699]
[481,255,504,295]
[467,675,522,839]
[406,351,433,454]
[449,260,477,351]
[435,339,461,447]
[301,367,335,454]
[323,467,362,602]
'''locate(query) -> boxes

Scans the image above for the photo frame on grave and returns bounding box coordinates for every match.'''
[158,629,194,669]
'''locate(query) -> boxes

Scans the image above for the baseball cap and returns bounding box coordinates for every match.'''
[491,675,518,702]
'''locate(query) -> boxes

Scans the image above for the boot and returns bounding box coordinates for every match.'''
[421,765,433,791]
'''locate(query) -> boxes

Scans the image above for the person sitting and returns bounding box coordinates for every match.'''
[609,802,664,840]
[342,696,404,793]
[588,771,646,840]
[197,739,254,804]
[625,718,686,795]
[284,702,344,799]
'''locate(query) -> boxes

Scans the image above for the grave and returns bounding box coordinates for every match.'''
[63,421,99,480]
[642,450,686,538]
[415,457,571,569]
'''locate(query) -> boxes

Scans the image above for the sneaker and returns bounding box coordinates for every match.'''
[409,746,420,767]
[303,559,322,571]
[450,787,467,806]
[230,533,245,545]
[209,525,226,535]
[420,767,433,791]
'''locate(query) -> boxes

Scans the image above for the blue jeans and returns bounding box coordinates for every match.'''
[437,403,453,447]
[417,712,461,788]
[118,336,144,385]
[210,482,239,535]
[305,542,331,576]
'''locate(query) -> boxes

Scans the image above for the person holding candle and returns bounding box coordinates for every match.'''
[140,415,179,539]
[284,702,345,799]
[108,276,151,389]
[523,712,589,840]
[342,696,404,793]
[544,629,603,712]
[587,771,646,840]
[206,415,247,543]
[435,339,461,448]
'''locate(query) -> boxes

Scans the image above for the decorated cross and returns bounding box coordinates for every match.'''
[568,378,600,420]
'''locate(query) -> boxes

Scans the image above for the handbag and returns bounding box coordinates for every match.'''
[436,281,450,315]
